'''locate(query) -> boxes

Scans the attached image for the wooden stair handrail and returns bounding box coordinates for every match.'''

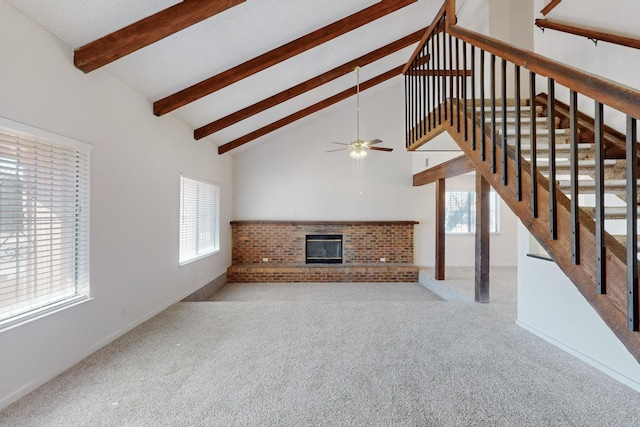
[447,24,640,120]
[540,0,562,16]
[402,3,447,74]
[536,19,640,50]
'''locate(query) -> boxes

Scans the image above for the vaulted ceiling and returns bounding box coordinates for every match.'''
[6,0,441,154]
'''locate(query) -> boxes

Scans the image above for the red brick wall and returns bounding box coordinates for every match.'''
[231,221,417,265]
[228,221,419,282]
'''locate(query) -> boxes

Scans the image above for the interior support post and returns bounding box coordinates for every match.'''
[475,172,490,303]
[435,178,446,280]
[446,0,457,27]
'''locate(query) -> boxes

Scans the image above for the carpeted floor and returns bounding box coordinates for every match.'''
[1,268,640,426]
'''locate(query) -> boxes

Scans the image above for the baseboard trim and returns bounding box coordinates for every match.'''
[516,320,640,393]
[181,273,227,301]
[0,299,177,410]
[0,272,228,410]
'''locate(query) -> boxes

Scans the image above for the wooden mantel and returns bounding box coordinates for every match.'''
[230,220,419,226]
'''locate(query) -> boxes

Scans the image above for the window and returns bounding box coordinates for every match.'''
[445,191,499,234]
[0,118,90,329]
[179,176,219,265]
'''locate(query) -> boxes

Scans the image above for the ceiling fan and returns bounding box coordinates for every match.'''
[326,66,394,159]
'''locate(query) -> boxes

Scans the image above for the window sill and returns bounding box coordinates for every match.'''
[445,232,501,235]
[179,249,220,266]
[0,295,93,334]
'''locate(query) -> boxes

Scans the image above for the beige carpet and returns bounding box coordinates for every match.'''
[1,268,639,426]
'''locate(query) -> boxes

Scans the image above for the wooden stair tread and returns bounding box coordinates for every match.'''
[516,142,593,152]
[536,158,616,169]
[612,234,640,252]
[490,116,548,123]
[581,206,640,220]
[556,178,640,188]
[499,128,569,137]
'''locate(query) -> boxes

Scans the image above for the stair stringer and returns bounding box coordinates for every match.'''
[443,101,640,363]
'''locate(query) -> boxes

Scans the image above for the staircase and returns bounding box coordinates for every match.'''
[447,95,640,361]
[403,3,640,363]
[494,102,637,259]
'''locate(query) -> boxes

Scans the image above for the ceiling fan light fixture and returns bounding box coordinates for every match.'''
[349,147,367,159]
[327,67,391,159]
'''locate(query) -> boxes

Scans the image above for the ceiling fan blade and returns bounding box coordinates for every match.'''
[365,139,383,146]
[369,147,394,152]
[326,148,348,152]
[331,141,351,146]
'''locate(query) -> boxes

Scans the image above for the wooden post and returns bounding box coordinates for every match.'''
[446,0,457,27]
[435,178,446,280]
[475,172,490,302]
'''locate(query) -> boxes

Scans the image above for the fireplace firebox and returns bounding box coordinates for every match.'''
[305,234,343,264]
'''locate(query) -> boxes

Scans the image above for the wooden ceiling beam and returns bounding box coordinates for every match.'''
[154,0,417,116]
[217,65,404,155]
[74,0,245,73]
[194,27,426,140]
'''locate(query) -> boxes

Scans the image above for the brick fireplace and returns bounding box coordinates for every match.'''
[227,221,420,282]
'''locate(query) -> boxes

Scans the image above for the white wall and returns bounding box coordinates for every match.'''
[234,80,416,222]
[533,0,640,131]
[0,2,234,409]
[456,0,489,34]
[233,77,518,267]
[534,0,640,90]
[489,0,533,50]
[517,223,640,391]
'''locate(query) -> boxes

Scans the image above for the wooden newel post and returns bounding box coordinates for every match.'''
[446,0,457,27]
[475,172,490,302]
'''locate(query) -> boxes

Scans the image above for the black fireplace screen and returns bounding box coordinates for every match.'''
[305,234,343,264]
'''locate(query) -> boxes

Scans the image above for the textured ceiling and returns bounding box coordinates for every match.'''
[6,0,440,153]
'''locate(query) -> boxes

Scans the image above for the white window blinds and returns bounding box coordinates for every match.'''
[179,176,219,265]
[0,122,90,328]
[445,191,499,234]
